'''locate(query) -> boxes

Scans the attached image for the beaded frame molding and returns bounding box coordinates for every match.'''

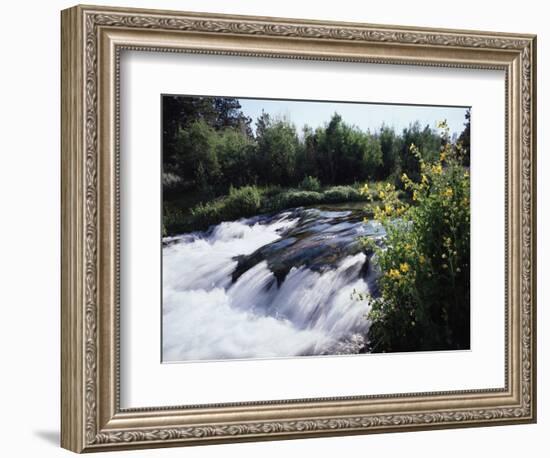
[61,4,537,453]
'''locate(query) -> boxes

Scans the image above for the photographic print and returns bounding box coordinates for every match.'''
[161,95,471,362]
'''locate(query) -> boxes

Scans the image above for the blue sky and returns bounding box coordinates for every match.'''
[238,98,469,137]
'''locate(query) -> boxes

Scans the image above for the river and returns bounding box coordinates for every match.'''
[162,207,385,362]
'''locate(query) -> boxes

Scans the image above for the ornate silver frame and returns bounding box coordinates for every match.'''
[61,4,537,453]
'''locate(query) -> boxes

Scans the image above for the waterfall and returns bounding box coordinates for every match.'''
[162,209,378,362]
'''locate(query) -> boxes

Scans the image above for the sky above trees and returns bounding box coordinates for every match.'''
[238,98,469,137]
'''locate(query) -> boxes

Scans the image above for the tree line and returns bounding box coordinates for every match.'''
[162,95,470,196]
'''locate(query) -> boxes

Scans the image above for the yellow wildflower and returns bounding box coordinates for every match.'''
[385,204,393,215]
[421,174,429,185]
[401,173,409,183]
[400,263,410,273]
[379,190,385,198]
[443,187,453,198]
[388,268,401,279]
[432,164,443,175]
[412,190,419,201]
[440,152,446,162]
[419,255,426,264]
[360,183,369,195]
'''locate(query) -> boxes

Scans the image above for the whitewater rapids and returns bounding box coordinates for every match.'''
[162,208,383,362]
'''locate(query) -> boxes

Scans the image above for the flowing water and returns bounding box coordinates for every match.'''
[162,207,385,362]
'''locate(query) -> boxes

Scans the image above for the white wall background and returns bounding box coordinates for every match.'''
[0,0,546,456]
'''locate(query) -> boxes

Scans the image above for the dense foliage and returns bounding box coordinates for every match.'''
[161,96,466,235]
[357,122,470,352]
[162,96,447,195]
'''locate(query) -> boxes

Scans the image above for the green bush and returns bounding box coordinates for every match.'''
[360,122,470,352]
[262,185,283,198]
[163,207,187,234]
[284,190,324,207]
[183,186,263,231]
[323,185,360,203]
[223,185,262,218]
[299,175,321,191]
[189,200,225,229]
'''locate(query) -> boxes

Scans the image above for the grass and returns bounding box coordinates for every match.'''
[163,182,394,235]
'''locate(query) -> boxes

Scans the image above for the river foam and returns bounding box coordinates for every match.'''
[162,210,374,362]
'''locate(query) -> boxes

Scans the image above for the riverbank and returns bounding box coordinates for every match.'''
[163,182,398,235]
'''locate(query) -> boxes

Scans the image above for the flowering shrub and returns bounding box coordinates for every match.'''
[360,121,470,352]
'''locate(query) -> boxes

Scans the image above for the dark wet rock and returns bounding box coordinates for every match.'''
[232,207,385,286]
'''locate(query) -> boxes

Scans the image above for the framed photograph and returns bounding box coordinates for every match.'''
[61,4,537,453]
